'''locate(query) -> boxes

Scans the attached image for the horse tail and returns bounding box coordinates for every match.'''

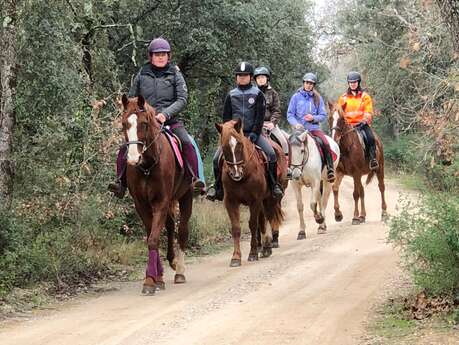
[366,171,376,185]
[263,198,285,230]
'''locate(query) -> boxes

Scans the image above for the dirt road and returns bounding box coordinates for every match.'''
[0,177,401,345]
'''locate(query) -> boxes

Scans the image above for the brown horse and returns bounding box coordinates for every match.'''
[121,94,193,294]
[216,119,286,267]
[327,101,388,224]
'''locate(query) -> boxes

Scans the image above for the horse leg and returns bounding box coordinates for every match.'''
[332,172,344,222]
[225,200,242,267]
[248,204,261,262]
[166,214,176,271]
[318,181,332,234]
[357,177,366,223]
[259,209,272,258]
[352,176,361,225]
[143,202,170,295]
[311,180,324,225]
[174,190,193,284]
[377,164,388,221]
[293,181,306,240]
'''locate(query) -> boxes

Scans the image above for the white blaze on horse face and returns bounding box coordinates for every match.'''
[332,110,339,139]
[126,114,141,165]
[229,136,242,178]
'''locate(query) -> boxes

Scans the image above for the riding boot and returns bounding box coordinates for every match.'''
[324,149,336,183]
[182,143,206,194]
[368,145,379,170]
[268,162,284,200]
[108,146,127,199]
[206,169,224,202]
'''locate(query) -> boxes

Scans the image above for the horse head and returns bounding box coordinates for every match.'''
[121,94,160,169]
[327,100,348,145]
[215,118,248,182]
[288,129,309,180]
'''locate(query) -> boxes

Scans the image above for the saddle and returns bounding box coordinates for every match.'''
[163,128,184,169]
[310,134,338,164]
[354,125,370,159]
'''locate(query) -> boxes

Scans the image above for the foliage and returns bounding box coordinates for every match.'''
[389,194,459,295]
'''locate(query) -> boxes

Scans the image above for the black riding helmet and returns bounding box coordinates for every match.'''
[254,66,271,79]
[234,61,254,75]
[347,71,362,82]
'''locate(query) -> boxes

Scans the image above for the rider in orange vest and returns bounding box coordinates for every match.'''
[337,71,379,170]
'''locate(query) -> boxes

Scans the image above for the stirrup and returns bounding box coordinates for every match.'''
[272,184,284,200]
[327,170,336,183]
[108,181,126,199]
[206,185,223,201]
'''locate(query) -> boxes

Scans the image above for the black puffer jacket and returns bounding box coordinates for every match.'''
[129,63,187,125]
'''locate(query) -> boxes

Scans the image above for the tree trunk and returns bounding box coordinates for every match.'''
[0,0,17,210]
[435,0,459,53]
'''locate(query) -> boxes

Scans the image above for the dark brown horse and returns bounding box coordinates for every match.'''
[327,101,387,224]
[121,94,193,294]
[216,119,286,266]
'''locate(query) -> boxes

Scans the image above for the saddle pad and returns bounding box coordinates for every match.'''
[164,131,184,169]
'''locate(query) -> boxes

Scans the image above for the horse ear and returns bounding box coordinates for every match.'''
[215,123,223,133]
[234,117,242,132]
[299,131,309,143]
[122,94,129,109]
[137,95,145,109]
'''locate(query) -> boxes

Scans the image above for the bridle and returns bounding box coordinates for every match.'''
[222,135,256,181]
[124,109,164,175]
[289,133,309,175]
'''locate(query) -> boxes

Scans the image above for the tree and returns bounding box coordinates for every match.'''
[0,0,17,210]
[435,0,459,53]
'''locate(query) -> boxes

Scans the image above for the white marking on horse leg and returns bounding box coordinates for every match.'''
[293,182,305,231]
[126,114,141,165]
[174,246,185,275]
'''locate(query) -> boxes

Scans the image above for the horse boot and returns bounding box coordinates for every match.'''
[324,149,336,183]
[368,145,379,170]
[268,161,284,200]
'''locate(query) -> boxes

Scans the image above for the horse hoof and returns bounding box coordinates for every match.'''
[248,253,259,262]
[261,247,272,258]
[317,227,327,234]
[257,246,263,253]
[272,240,279,248]
[381,212,389,222]
[141,285,156,295]
[297,231,306,240]
[174,274,186,284]
[352,218,361,225]
[169,262,176,271]
[315,216,325,224]
[359,216,366,223]
[335,213,343,222]
[230,259,241,267]
[155,281,166,290]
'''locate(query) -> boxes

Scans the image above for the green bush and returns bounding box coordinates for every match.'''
[389,194,459,295]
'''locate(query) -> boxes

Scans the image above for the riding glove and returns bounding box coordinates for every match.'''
[248,132,258,143]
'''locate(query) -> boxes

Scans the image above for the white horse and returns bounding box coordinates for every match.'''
[288,130,340,237]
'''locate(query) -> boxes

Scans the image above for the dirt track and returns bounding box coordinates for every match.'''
[0,177,401,345]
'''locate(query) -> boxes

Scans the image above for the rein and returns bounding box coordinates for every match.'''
[125,110,164,176]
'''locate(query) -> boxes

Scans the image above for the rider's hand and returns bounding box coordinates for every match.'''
[303,114,314,122]
[264,122,275,130]
[248,132,258,143]
[156,113,167,123]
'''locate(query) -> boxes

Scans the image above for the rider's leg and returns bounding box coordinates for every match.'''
[310,130,335,182]
[255,135,284,200]
[271,126,292,179]
[108,145,128,198]
[206,147,223,201]
[171,126,205,189]
[360,123,378,170]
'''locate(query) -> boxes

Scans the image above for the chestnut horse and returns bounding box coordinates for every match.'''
[121,94,193,295]
[328,101,388,224]
[216,119,286,267]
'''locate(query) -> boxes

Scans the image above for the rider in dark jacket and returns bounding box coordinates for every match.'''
[206,62,284,201]
[109,37,204,198]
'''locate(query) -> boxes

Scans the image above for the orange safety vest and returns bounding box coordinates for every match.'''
[338,91,373,126]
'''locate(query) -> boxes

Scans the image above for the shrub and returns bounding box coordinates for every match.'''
[389,193,459,295]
